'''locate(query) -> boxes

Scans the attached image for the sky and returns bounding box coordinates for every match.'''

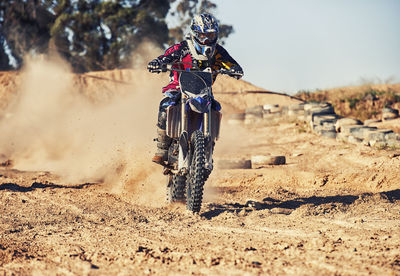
[211,0,400,94]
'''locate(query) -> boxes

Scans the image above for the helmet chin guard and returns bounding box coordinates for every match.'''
[187,38,215,60]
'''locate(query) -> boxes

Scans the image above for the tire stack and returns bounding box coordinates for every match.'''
[306,103,338,139]
[263,104,282,124]
[225,100,400,150]
[365,129,400,148]
[287,103,306,121]
[244,105,264,125]
[335,118,363,142]
[334,117,400,148]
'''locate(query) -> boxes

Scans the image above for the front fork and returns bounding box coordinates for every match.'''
[178,95,213,175]
[203,110,213,172]
[178,94,189,175]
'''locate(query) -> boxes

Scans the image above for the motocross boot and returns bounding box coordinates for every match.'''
[152,127,172,165]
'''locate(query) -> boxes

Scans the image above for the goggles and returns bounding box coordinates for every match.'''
[194,31,218,45]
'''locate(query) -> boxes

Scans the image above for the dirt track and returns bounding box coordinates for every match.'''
[1,118,400,275]
[1,60,400,275]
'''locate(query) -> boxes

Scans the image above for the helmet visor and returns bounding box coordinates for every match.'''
[194,31,217,45]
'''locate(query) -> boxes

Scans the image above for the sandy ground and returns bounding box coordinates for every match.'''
[1,61,400,275]
[1,120,400,275]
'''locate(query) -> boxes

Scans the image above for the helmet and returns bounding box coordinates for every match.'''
[189,13,219,59]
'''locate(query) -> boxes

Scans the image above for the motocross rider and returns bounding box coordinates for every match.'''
[147,13,244,165]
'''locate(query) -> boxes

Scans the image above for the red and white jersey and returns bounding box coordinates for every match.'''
[156,40,241,93]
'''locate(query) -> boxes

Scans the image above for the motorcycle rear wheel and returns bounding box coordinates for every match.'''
[186,130,206,213]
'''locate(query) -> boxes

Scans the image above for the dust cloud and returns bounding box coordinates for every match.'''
[0,44,168,203]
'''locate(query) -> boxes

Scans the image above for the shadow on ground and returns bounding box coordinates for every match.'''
[0,182,98,192]
[201,189,400,220]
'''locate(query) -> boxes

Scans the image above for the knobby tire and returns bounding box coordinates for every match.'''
[167,175,186,203]
[187,130,206,213]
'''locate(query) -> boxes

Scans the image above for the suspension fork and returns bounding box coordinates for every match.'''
[178,94,189,175]
[181,94,188,132]
[204,107,213,171]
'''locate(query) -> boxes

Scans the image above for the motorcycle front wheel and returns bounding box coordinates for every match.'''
[167,174,186,203]
[186,130,206,213]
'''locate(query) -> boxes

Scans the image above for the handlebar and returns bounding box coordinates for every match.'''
[153,62,242,78]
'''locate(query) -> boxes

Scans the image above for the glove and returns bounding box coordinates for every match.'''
[147,58,162,73]
[229,65,243,79]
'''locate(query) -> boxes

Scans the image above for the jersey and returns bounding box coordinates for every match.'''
[156,40,242,93]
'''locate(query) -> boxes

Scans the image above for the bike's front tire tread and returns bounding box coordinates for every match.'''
[167,175,186,203]
[187,130,206,213]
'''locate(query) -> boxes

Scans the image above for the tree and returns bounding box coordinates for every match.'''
[50,0,170,72]
[168,0,234,44]
[0,0,55,69]
[0,0,233,72]
[0,36,11,70]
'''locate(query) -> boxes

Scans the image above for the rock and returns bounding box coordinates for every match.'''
[270,208,292,215]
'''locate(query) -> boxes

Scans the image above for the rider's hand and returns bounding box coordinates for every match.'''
[229,65,243,79]
[147,59,162,73]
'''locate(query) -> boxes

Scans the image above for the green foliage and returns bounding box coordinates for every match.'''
[47,0,172,72]
[0,0,232,72]
[0,0,55,68]
[346,97,360,109]
[168,0,234,44]
[364,88,384,98]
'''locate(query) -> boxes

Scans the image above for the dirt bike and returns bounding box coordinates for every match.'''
[155,62,240,213]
